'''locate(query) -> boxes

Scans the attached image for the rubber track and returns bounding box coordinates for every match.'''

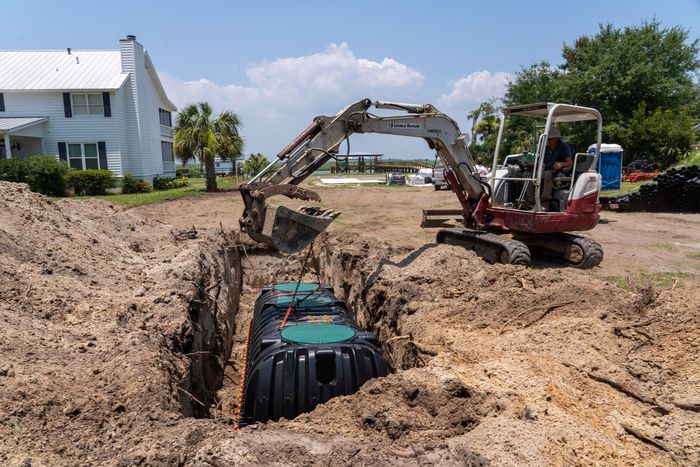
[514,233,604,269]
[562,234,604,269]
[436,229,531,266]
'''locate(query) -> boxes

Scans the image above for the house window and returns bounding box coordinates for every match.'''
[72,94,103,116]
[161,141,174,162]
[159,108,172,127]
[68,143,100,170]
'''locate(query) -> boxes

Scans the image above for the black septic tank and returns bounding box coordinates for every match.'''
[238,282,389,425]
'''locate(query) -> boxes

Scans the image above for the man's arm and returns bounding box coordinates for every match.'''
[553,143,573,170]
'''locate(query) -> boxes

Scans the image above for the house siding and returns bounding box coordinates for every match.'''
[1,38,176,182]
[0,91,122,175]
[119,38,175,181]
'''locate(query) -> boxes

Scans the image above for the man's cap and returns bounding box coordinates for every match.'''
[547,127,561,139]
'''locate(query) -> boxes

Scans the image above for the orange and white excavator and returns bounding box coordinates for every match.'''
[239,99,604,268]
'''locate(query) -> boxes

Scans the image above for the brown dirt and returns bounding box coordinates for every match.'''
[135,180,700,285]
[1,181,699,466]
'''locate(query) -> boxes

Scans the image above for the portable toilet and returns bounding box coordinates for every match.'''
[588,143,623,191]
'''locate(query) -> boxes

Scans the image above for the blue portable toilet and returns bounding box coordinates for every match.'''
[588,143,623,191]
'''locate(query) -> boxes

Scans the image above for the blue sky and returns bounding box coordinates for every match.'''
[2,0,699,159]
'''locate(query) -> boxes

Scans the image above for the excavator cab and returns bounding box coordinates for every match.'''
[488,103,602,214]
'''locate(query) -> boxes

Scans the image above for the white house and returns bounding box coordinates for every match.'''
[0,35,177,182]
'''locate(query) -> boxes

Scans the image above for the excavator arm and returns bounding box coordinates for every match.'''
[239,98,488,253]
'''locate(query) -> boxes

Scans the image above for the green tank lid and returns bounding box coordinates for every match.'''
[281,323,356,344]
[273,282,320,293]
[275,294,334,307]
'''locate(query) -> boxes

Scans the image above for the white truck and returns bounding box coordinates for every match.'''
[432,159,449,190]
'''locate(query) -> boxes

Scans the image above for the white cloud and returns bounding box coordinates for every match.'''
[162,43,423,117]
[160,43,425,156]
[246,43,423,95]
[437,70,513,109]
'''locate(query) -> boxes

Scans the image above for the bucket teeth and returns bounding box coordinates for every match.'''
[299,206,341,219]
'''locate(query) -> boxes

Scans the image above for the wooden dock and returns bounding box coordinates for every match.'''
[331,153,433,174]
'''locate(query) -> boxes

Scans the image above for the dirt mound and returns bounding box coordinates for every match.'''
[1,182,698,466]
[0,182,241,466]
[306,234,700,465]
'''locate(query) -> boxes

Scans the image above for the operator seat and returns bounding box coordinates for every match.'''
[553,152,595,187]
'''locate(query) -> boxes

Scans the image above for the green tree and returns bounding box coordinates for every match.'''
[466,99,501,164]
[502,62,566,154]
[242,153,270,177]
[504,20,700,166]
[504,61,564,105]
[174,102,244,191]
[466,98,498,143]
[628,103,696,166]
[561,21,700,121]
[474,115,499,142]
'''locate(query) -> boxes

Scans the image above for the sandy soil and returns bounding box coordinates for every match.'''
[2,180,699,466]
[136,181,700,285]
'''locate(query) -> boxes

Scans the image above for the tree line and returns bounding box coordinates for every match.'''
[469,20,700,168]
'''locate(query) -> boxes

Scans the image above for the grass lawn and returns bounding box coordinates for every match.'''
[604,270,694,290]
[68,177,244,208]
[600,181,647,197]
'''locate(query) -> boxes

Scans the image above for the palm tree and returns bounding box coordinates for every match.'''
[467,98,498,144]
[474,115,500,142]
[174,102,244,191]
[242,152,270,177]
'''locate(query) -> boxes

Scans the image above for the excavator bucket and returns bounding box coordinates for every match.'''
[420,209,465,228]
[240,183,340,253]
[261,205,340,253]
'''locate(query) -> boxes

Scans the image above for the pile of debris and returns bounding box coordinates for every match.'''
[608,165,700,212]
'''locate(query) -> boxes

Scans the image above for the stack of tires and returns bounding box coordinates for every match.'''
[239,282,389,426]
[611,165,700,213]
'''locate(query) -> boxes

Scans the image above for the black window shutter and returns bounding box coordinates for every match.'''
[58,142,67,162]
[102,92,111,117]
[0,93,5,112]
[62,93,72,118]
[98,141,107,170]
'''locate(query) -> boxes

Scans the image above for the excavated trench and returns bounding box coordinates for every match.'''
[178,234,424,422]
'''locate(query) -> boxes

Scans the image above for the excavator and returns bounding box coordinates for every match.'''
[239,99,604,268]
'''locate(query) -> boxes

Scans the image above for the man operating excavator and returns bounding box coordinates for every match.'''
[541,126,573,211]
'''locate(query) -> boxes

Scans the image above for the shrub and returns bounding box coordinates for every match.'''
[25,156,69,196]
[177,165,201,178]
[66,169,115,195]
[626,102,696,168]
[152,176,170,190]
[0,158,29,182]
[121,173,151,194]
[172,177,189,188]
[153,176,189,190]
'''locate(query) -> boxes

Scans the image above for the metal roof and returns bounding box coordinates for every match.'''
[0,116,48,131]
[0,51,128,90]
[504,102,601,122]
